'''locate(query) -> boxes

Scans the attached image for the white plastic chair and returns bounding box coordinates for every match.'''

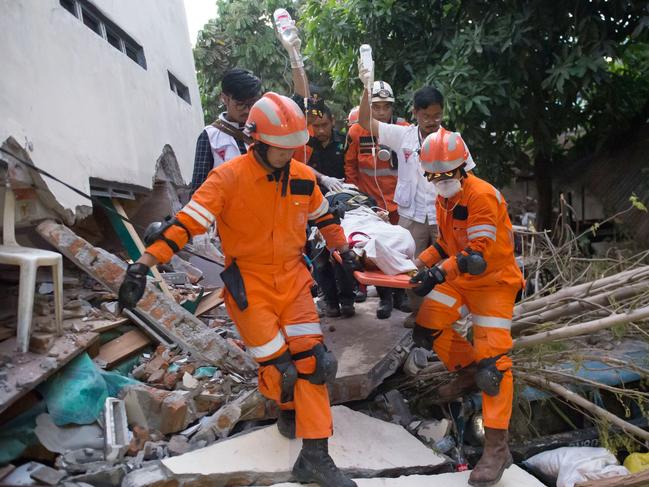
[0,181,63,352]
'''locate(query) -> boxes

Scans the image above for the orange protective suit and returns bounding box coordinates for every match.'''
[416,174,524,430]
[145,151,347,439]
[344,120,408,222]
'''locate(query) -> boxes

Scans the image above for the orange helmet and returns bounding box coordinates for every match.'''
[246,92,309,149]
[419,127,468,174]
[347,106,359,126]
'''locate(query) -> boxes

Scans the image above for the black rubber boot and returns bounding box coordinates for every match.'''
[393,289,412,312]
[353,284,367,303]
[292,438,357,487]
[277,410,296,439]
[324,301,341,318]
[376,287,393,319]
[340,300,355,318]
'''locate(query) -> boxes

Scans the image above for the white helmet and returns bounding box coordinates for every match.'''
[371,81,395,103]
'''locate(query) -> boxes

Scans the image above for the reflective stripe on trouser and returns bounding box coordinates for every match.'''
[415,280,517,430]
[224,263,332,439]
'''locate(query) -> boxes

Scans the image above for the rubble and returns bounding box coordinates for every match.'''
[34,414,103,453]
[256,465,545,486]
[322,299,411,403]
[0,331,99,415]
[29,463,66,485]
[155,406,448,486]
[104,398,129,463]
[121,384,197,435]
[0,188,645,487]
[36,219,256,375]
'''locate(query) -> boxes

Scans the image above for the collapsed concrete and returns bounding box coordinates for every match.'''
[36,219,256,376]
[255,465,545,486]
[122,406,449,487]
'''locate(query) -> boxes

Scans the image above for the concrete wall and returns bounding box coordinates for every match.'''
[0,0,203,217]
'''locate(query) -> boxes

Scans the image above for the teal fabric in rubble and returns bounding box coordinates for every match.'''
[0,401,46,465]
[38,352,138,426]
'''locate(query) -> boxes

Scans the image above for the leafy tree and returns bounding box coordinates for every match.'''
[301,1,649,230]
[193,0,302,123]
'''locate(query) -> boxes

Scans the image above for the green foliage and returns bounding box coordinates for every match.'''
[193,0,302,123]
[193,0,649,228]
[300,0,649,228]
[630,193,648,213]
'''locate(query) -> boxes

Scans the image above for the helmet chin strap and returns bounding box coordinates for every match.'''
[253,143,291,196]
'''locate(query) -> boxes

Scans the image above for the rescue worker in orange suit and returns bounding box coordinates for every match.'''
[345,81,411,319]
[409,128,524,487]
[117,93,360,487]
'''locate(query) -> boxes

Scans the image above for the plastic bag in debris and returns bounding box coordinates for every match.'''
[339,207,416,275]
[38,353,138,426]
[524,446,629,487]
[624,452,649,473]
[0,401,46,464]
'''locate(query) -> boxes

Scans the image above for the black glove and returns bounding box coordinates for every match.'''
[410,266,446,297]
[118,263,149,310]
[457,250,487,275]
[339,249,362,273]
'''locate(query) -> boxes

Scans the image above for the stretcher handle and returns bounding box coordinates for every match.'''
[332,251,416,289]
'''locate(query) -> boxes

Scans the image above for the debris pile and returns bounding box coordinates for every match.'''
[1,194,648,487]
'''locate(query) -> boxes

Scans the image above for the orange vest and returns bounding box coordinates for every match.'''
[344,120,409,212]
[420,174,523,288]
[146,152,345,266]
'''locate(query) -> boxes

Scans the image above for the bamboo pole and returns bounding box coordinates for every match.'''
[513,281,649,333]
[514,305,649,349]
[514,266,649,316]
[517,371,649,442]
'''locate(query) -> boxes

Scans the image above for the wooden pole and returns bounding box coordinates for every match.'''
[514,306,649,349]
[517,371,649,443]
[111,199,174,300]
[514,266,649,316]
[513,281,649,333]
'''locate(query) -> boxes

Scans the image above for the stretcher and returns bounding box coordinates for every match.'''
[333,251,415,289]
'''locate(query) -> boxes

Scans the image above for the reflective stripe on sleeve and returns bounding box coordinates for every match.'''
[468,230,496,241]
[308,198,330,220]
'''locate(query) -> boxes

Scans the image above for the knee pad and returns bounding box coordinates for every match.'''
[293,343,338,385]
[260,351,298,403]
[475,354,507,396]
[412,324,442,351]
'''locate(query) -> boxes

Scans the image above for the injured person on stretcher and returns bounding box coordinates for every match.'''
[309,186,418,309]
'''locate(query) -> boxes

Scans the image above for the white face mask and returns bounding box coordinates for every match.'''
[434,178,462,198]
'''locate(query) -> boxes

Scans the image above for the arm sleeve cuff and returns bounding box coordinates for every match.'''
[440,257,460,281]
[321,225,348,250]
[419,242,446,267]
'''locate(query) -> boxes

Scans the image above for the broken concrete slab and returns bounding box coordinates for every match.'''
[29,463,66,485]
[322,299,411,403]
[190,390,274,444]
[0,332,99,415]
[65,463,127,487]
[159,406,447,486]
[122,384,197,435]
[36,220,256,376]
[34,413,104,453]
[416,419,452,446]
[256,465,545,486]
[1,461,40,486]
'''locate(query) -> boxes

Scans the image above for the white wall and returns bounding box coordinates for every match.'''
[0,0,204,217]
